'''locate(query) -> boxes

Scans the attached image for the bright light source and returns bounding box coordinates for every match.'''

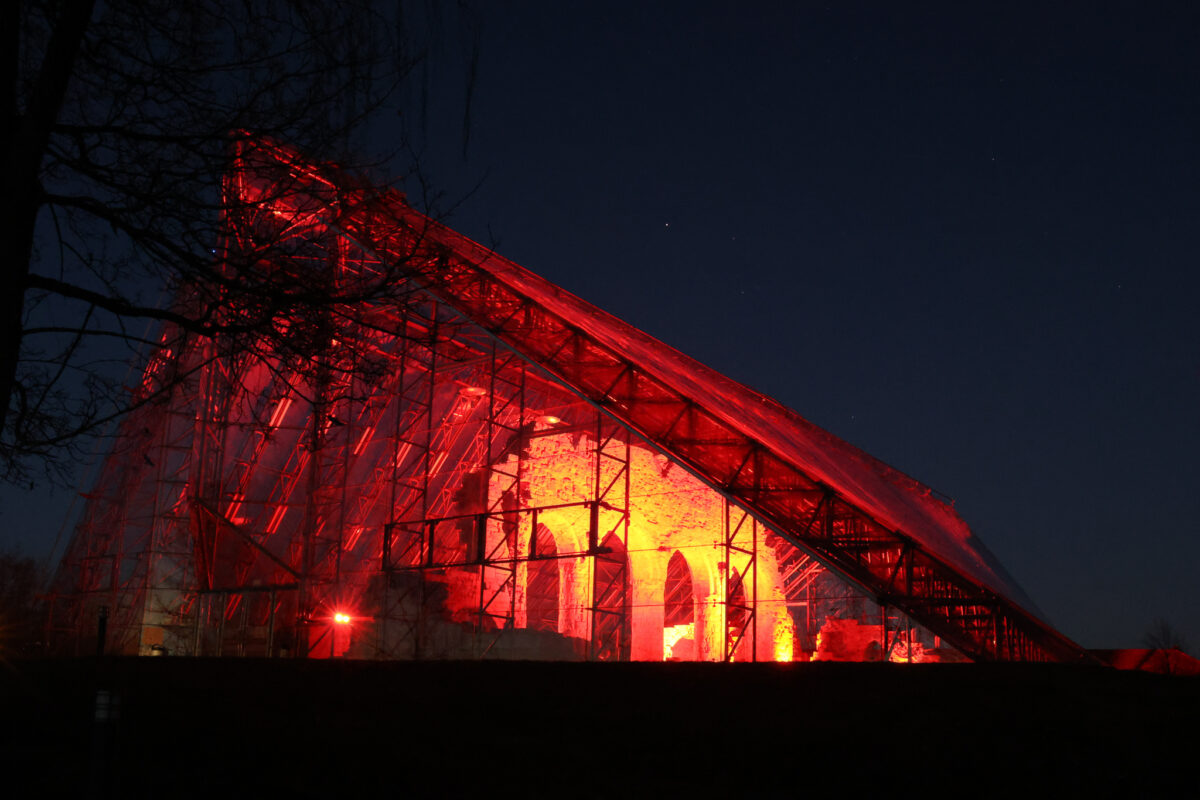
[460,386,487,396]
[333,612,351,625]
[537,415,562,425]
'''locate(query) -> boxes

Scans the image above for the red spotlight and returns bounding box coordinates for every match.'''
[333,612,351,625]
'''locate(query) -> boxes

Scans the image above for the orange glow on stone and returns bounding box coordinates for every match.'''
[663,623,695,660]
[463,432,798,661]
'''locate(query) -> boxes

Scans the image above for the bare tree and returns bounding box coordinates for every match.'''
[1142,617,1191,655]
[4,0,477,483]
[0,549,46,657]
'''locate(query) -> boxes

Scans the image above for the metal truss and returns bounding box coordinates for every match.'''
[724,501,758,661]
[278,149,1090,664]
[46,140,1091,664]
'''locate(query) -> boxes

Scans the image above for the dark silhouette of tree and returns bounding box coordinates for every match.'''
[0,549,46,657]
[4,0,478,483]
[1142,617,1191,655]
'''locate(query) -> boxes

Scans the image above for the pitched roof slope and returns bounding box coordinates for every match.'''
[240,139,1083,660]
[404,213,1040,616]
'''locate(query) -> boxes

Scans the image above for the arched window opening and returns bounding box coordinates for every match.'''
[663,550,695,660]
[526,524,559,633]
[592,532,629,661]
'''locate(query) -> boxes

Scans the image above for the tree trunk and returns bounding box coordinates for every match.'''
[0,0,95,444]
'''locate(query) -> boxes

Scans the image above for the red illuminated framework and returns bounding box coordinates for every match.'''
[46,140,1091,664]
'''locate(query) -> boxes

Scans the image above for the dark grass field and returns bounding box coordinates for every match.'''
[3,657,1197,797]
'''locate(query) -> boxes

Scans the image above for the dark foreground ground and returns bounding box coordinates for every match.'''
[2,658,1197,798]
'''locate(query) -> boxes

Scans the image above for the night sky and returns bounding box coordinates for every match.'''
[7,3,1199,653]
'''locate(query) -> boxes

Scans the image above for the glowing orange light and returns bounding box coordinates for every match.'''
[663,623,695,660]
[474,432,799,662]
[333,612,351,625]
[537,415,562,425]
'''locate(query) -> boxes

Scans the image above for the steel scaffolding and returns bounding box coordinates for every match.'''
[46,139,1091,665]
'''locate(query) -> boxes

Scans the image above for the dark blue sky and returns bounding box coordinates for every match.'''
[7,2,1197,652]
[401,2,1199,650]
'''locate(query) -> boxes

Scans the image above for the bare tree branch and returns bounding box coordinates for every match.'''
[4,1,481,483]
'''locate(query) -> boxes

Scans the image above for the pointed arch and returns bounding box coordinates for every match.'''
[592,531,629,661]
[526,523,559,633]
[663,550,695,660]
